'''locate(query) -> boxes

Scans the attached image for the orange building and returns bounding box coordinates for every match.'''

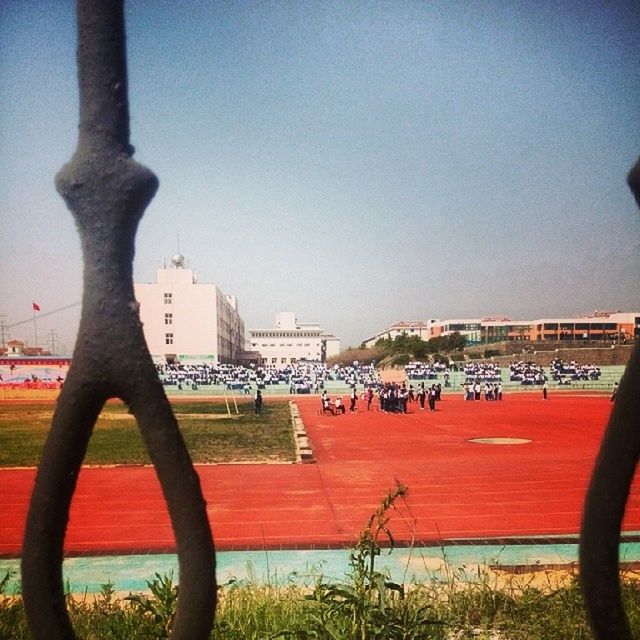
[366,311,639,347]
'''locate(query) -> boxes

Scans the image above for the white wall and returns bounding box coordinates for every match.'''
[135,264,244,363]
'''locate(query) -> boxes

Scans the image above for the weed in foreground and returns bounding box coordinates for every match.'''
[274,482,446,640]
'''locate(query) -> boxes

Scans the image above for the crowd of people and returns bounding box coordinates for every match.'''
[549,358,601,383]
[463,362,501,382]
[320,380,443,415]
[155,361,383,393]
[508,361,547,385]
[288,362,382,393]
[462,381,503,401]
[1,355,610,401]
[404,361,448,380]
[156,363,279,390]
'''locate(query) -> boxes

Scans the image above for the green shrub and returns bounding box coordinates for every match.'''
[389,354,411,367]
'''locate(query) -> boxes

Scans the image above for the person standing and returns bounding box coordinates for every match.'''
[366,386,374,410]
[418,383,426,409]
[350,387,358,412]
[610,381,619,403]
[254,389,263,414]
[542,381,548,400]
[428,385,437,412]
[399,387,408,413]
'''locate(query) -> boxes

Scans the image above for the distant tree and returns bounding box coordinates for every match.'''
[358,330,463,364]
[447,332,466,351]
[432,353,449,365]
[406,335,428,359]
[375,337,394,357]
[390,353,411,366]
[426,332,465,354]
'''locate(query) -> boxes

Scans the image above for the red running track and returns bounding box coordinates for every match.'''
[1,393,639,556]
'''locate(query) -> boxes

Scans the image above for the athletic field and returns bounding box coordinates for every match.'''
[1,392,638,556]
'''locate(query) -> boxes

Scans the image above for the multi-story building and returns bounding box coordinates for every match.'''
[249,312,340,366]
[362,320,439,347]
[134,254,245,364]
[365,311,640,348]
[521,311,639,343]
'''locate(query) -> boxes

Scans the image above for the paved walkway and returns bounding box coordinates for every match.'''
[1,393,639,556]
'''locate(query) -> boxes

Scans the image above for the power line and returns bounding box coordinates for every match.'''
[7,302,81,328]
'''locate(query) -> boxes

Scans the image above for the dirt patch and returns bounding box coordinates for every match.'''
[379,368,407,383]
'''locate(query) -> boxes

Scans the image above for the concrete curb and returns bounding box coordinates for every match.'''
[290,401,315,464]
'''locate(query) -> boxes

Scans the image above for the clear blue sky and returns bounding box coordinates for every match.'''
[1,1,639,353]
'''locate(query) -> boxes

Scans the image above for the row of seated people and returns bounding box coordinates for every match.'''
[156,361,382,391]
[288,362,381,391]
[287,363,382,391]
[157,363,287,388]
[404,362,448,380]
[463,362,501,383]
[549,358,601,381]
[325,363,382,388]
[509,361,547,385]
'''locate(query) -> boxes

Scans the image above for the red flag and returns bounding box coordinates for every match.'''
[32,302,41,312]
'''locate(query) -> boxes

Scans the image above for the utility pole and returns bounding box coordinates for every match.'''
[49,329,57,355]
[0,315,7,350]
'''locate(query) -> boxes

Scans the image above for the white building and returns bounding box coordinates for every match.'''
[134,254,245,364]
[249,312,340,366]
[362,320,439,348]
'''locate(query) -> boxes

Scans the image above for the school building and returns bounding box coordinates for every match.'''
[134,254,246,364]
[249,312,340,366]
[364,311,640,347]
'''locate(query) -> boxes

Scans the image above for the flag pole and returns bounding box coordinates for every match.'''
[32,303,39,349]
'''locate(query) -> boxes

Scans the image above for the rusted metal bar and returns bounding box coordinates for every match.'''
[629,157,640,208]
[580,157,640,640]
[20,1,217,638]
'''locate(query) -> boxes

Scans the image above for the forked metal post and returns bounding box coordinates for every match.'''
[20,1,217,637]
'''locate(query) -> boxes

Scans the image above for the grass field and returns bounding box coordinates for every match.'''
[0,399,296,467]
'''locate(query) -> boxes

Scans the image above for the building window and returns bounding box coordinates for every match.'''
[164,292,172,304]
[165,333,173,345]
[165,313,173,325]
